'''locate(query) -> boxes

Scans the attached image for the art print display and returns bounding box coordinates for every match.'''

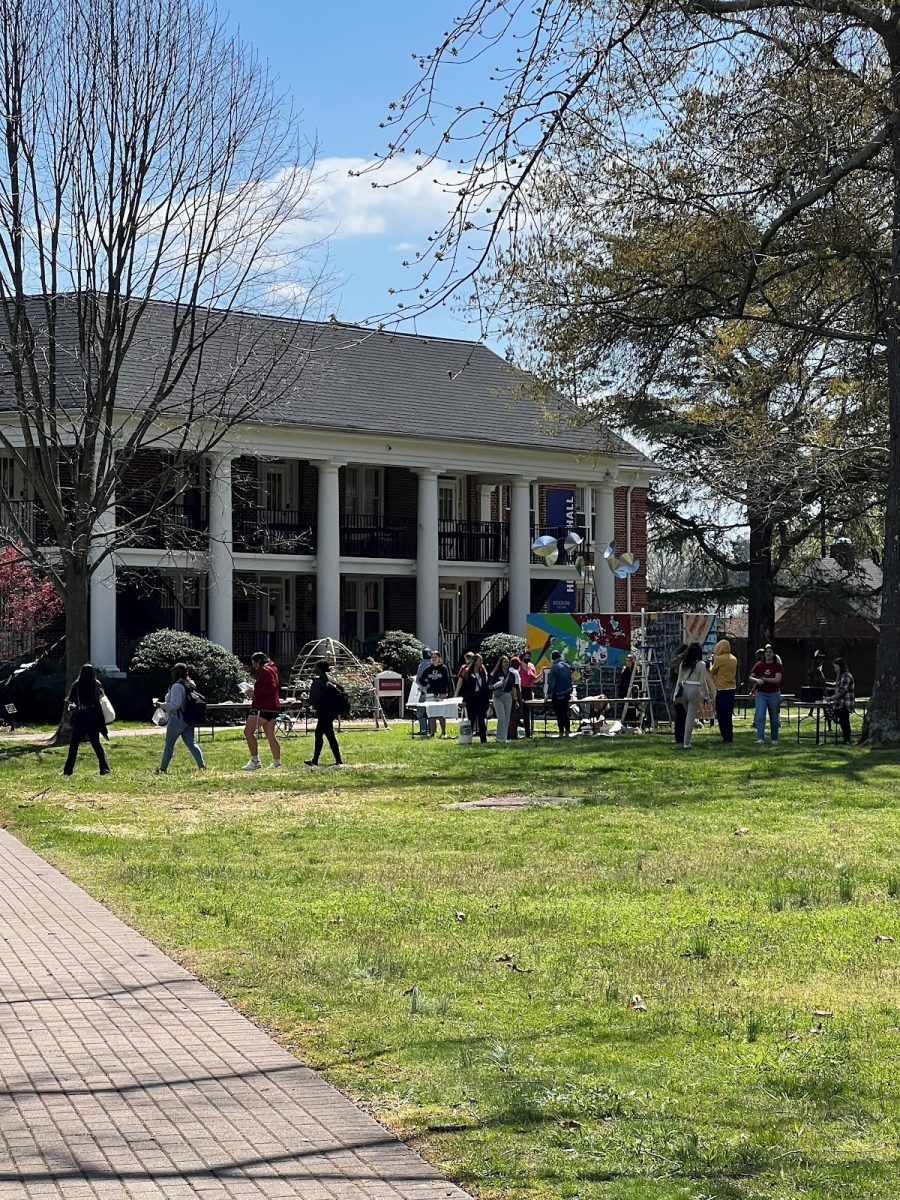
[527,611,718,675]
[526,612,632,672]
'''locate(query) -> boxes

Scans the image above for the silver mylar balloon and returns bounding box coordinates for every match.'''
[575,555,587,580]
[614,564,630,579]
[603,542,617,560]
[564,530,584,552]
[531,534,559,558]
[544,546,560,566]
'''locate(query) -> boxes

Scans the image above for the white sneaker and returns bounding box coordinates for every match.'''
[269,761,283,769]
[242,759,262,771]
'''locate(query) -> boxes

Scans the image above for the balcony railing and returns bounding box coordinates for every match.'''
[117,501,208,549]
[233,508,316,555]
[0,499,56,546]
[233,628,302,666]
[339,515,416,558]
[529,524,590,565]
[439,519,508,562]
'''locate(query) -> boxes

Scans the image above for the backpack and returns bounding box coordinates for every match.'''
[181,683,207,725]
[331,682,351,719]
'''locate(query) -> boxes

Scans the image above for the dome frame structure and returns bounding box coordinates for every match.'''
[288,637,385,728]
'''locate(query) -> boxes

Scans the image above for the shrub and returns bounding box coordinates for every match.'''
[2,657,68,724]
[376,629,424,676]
[130,630,244,708]
[479,632,524,667]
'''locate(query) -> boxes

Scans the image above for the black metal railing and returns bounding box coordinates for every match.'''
[339,515,416,558]
[529,524,590,565]
[0,499,57,546]
[232,508,316,555]
[116,501,208,549]
[233,629,302,667]
[438,519,508,562]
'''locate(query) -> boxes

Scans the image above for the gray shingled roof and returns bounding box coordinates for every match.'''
[1,299,653,465]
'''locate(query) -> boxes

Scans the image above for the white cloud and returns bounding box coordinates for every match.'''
[304,156,462,241]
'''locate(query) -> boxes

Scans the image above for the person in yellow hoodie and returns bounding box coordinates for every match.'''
[710,638,738,742]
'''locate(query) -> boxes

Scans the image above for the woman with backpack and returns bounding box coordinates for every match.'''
[305,659,344,767]
[156,662,206,774]
[63,663,111,776]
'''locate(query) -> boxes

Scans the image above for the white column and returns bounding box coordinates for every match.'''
[416,468,440,649]
[207,452,234,650]
[89,494,119,672]
[479,485,494,602]
[594,483,616,613]
[508,475,532,639]
[314,460,342,640]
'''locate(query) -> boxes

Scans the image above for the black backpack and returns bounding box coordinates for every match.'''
[321,680,350,719]
[181,683,207,725]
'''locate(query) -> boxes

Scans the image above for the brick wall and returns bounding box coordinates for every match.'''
[297,462,317,514]
[384,467,417,522]
[384,577,416,632]
[613,486,648,611]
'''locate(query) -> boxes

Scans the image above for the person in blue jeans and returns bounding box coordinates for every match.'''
[156,662,206,773]
[749,645,783,745]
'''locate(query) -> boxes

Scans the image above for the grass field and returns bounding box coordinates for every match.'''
[1,717,898,1200]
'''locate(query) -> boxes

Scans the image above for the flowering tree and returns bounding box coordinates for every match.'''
[0,547,63,644]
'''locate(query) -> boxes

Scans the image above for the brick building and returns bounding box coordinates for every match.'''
[0,303,655,669]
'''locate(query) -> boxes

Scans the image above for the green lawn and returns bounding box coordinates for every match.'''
[1,719,898,1200]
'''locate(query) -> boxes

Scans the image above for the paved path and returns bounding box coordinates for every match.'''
[0,830,470,1200]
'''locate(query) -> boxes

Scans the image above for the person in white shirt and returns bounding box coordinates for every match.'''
[674,642,715,749]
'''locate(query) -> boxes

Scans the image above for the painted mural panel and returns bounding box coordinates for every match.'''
[526,612,632,672]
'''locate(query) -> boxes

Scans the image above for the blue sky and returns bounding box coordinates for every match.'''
[222,0,486,342]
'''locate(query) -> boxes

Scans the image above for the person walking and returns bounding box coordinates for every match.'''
[518,648,538,737]
[422,651,453,737]
[830,657,856,745]
[546,650,573,738]
[156,662,206,773]
[749,644,783,745]
[674,642,714,749]
[669,644,688,746]
[710,638,738,743]
[458,652,490,742]
[305,660,344,766]
[62,663,111,776]
[242,651,282,771]
[489,655,513,744]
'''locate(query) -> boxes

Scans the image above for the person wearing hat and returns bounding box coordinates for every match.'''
[414,647,433,736]
[306,659,344,766]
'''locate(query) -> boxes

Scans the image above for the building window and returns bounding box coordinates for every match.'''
[438,476,464,521]
[342,577,382,642]
[262,462,292,512]
[160,572,204,633]
[345,466,382,518]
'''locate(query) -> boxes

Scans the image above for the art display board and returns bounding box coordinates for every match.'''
[526,611,718,674]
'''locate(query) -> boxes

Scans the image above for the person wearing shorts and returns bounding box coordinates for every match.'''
[243,651,282,770]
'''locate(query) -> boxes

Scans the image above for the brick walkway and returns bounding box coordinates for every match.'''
[0,830,470,1200]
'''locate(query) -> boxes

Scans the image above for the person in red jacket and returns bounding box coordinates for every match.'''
[243,651,282,770]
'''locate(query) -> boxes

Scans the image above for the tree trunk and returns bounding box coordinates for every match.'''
[46,559,91,747]
[866,42,900,747]
[745,512,775,679]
